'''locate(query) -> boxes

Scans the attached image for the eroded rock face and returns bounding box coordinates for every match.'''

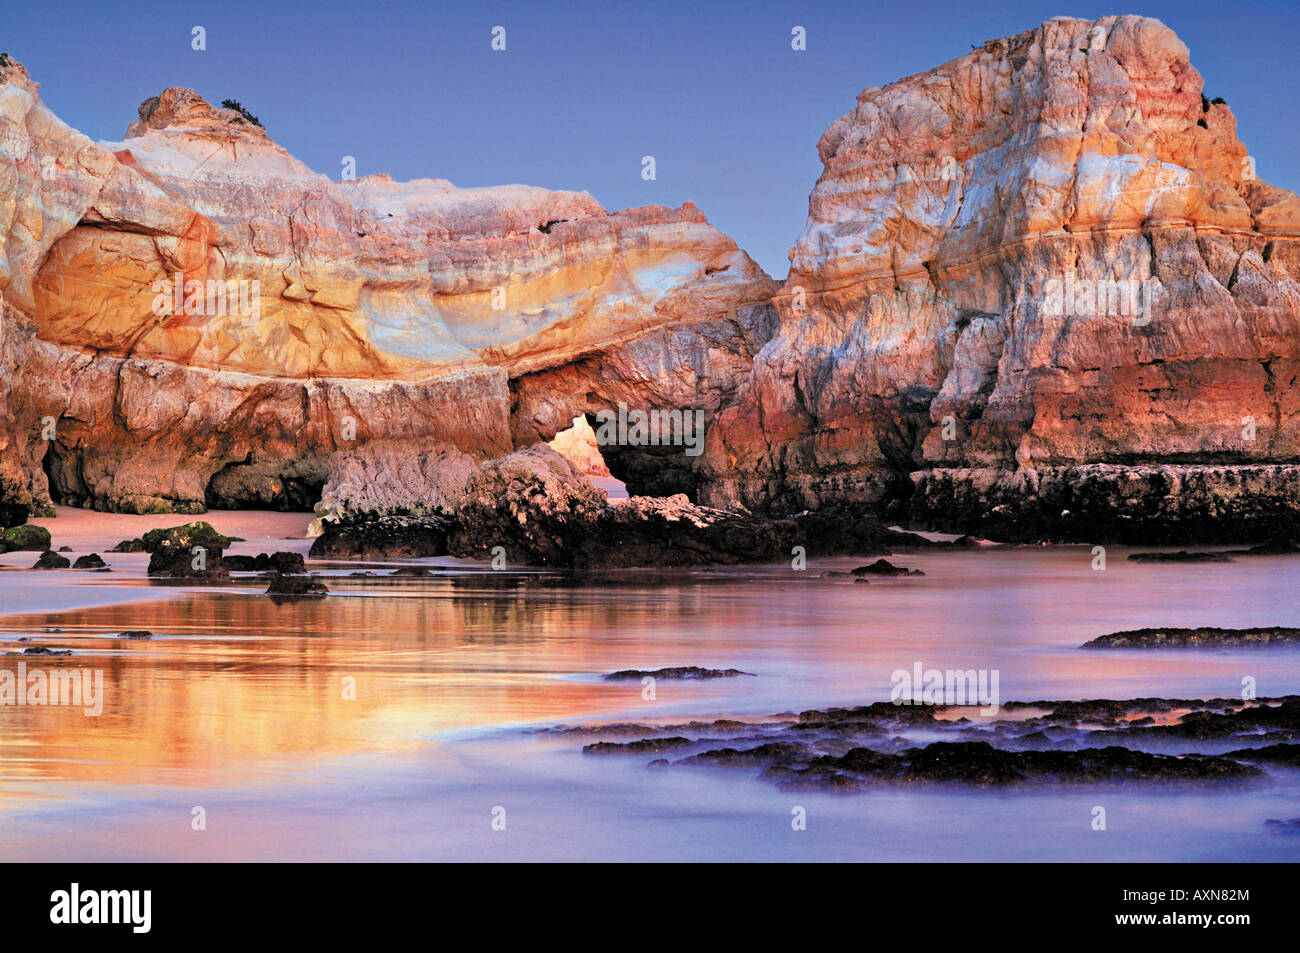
[309,442,943,567]
[0,67,775,514]
[698,15,1300,540]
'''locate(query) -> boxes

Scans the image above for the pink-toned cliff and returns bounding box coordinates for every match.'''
[0,70,774,513]
[697,15,1300,539]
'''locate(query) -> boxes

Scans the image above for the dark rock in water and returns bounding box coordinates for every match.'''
[791,741,1259,787]
[1128,550,1234,563]
[2,523,52,553]
[32,550,70,569]
[14,645,71,656]
[851,559,924,577]
[682,742,816,767]
[1223,743,1300,765]
[109,538,148,553]
[1225,539,1300,557]
[71,553,107,569]
[310,515,452,559]
[565,694,1300,791]
[140,522,232,554]
[1082,627,1300,649]
[603,666,754,681]
[907,465,1300,545]
[117,630,154,640]
[57,546,72,552]
[142,522,234,578]
[784,505,938,557]
[1265,818,1300,835]
[820,571,853,578]
[147,546,229,578]
[584,737,696,755]
[390,566,434,576]
[259,551,305,573]
[225,551,305,573]
[265,573,328,598]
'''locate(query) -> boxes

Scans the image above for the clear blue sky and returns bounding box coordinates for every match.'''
[8,0,1298,277]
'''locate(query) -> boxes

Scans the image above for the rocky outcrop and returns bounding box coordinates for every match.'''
[4,16,1298,545]
[0,64,775,515]
[698,15,1300,541]
[908,463,1300,542]
[309,442,936,567]
[569,695,1296,789]
[1082,626,1300,648]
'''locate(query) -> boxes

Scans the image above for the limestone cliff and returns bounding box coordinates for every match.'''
[0,69,775,513]
[698,15,1300,540]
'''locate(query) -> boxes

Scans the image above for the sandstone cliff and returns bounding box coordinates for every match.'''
[4,15,1299,546]
[698,15,1300,540]
[0,66,775,514]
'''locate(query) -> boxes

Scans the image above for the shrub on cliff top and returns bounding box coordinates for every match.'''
[220,99,263,128]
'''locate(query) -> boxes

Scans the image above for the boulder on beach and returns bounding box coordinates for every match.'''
[32,550,70,569]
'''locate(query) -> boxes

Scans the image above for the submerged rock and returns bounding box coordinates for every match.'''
[851,559,924,577]
[603,666,755,681]
[563,694,1300,790]
[265,573,329,598]
[224,551,305,573]
[1082,627,1300,648]
[71,553,107,569]
[584,737,696,755]
[32,550,70,569]
[1127,551,1234,563]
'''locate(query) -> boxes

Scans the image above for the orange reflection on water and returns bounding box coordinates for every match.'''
[0,580,701,788]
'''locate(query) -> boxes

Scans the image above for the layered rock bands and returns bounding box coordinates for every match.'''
[2,15,1298,546]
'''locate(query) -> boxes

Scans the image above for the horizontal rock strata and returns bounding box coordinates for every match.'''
[698,15,1300,541]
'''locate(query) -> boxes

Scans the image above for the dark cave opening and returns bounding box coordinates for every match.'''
[203,461,324,512]
[40,442,64,505]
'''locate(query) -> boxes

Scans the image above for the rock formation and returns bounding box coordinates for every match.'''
[698,15,1300,541]
[3,14,1299,546]
[0,64,775,515]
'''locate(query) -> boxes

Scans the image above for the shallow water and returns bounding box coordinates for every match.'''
[2,510,1299,860]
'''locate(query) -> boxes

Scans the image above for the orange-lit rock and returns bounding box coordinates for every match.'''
[699,15,1300,539]
[0,73,775,513]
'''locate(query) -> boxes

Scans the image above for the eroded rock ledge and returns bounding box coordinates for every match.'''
[562,696,1300,789]
[308,443,940,568]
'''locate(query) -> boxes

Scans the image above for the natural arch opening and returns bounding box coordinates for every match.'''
[547,415,627,499]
